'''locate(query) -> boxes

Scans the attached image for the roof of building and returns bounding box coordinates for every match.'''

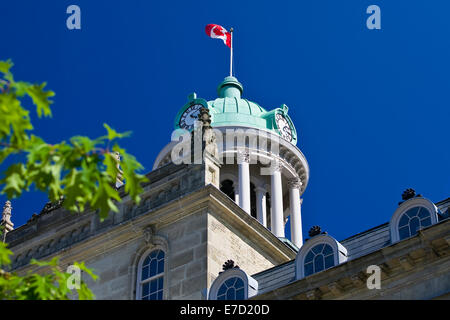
[252,198,450,295]
[205,76,298,145]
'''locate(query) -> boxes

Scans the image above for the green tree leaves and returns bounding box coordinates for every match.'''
[0,59,149,299]
[0,244,98,300]
[24,83,54,117]
[0,60,13,75]
[0,59,148,219]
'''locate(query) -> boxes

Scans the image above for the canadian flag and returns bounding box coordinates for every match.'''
[205,24,231,48]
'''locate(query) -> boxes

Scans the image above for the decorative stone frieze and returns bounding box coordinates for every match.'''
[287,178,302,190]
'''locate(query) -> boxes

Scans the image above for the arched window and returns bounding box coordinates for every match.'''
[398,207,432,240]
[304,243,335,276]
[295,234,347,280]
[208,268,258,300]
[390,197,439,243]
[138,249,165,300]
[217,277,245,300]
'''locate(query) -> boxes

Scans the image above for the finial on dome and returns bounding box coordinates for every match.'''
[188,92,197,101]
[217,76,243,99]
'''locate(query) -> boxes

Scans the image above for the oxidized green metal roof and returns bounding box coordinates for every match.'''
[174,76,298,145]
[207,76,298,145]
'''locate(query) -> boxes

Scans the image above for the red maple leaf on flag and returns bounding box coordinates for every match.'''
[212,27,225,37]
[205,24,232,48]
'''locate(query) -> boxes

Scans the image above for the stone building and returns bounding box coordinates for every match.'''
[4,77,450,300]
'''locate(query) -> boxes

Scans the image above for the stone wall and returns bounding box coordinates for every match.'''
[207,214,277,287]
[7,177,296,300]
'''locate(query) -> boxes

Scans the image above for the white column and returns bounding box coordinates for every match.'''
[255,187,267,227]
[234,183,239,205]
[270,161,285,237]
[237,151,251,214]
[288,178,303,248]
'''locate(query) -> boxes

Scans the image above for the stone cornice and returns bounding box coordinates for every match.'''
[11,184,296,274]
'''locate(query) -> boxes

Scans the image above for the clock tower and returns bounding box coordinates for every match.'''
[156,76,309,248]
[7,75,310,300]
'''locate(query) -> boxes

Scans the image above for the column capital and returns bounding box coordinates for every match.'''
[255,186,268,194]
[237,150,250,164]
[287,178,302,190]
[266,160,283,174]
[238,150,251,214]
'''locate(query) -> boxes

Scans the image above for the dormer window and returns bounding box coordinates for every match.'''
[208,261,258,300]
[295,232,348,280]
[304,243,335,277]
[398,207,432,240]
[390,196,439,243]
[217,277,246,300]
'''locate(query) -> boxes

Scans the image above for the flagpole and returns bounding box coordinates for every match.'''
[230,27,233,77]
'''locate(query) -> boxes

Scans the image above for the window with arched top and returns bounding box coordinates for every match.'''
[390,197,439,243]
[217,277,245,300]
[295,234,347,280]
[208,268,258,300]
[137,249,165,300]
[398,206,432,240]
[304,243,335,277]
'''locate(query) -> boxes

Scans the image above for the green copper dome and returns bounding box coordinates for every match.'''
[207,76,298,145]
[174,76,298,145]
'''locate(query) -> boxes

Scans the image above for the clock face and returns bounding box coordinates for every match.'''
[179,104,203,130]
[275,113,293,142]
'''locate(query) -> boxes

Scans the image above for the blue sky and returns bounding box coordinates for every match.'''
[0,0,449,242]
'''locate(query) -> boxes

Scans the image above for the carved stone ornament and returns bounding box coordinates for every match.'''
[143,226,154,244]
[1,201,13,231]
[263,160,283,175]
[114,151,124,189]
[188,107,219,160]
[273,160,283,173]
[308,225,326,238]
[198,107,212,129]
[203,124,218,158]
[39,196,64,216]
[287,178,302,189]
[398,188,422,205]
[2,200,11,217]
[237,150,250,164]
[402,188,416,201]
[220,259,240,274]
